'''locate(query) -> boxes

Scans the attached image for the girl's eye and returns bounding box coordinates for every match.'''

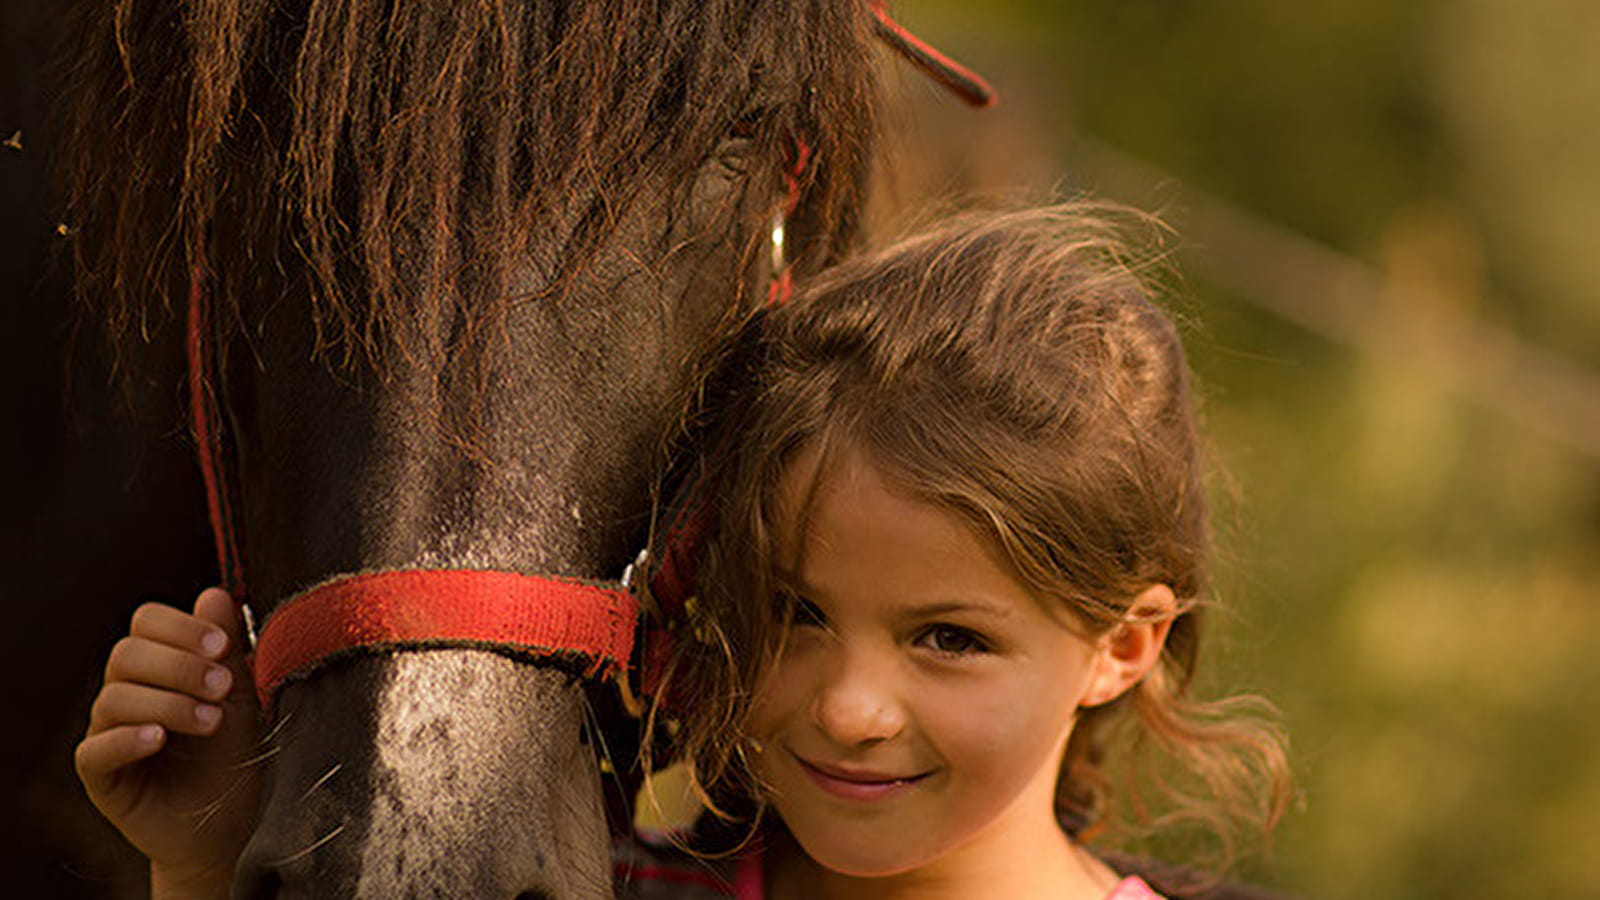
[792,597,828,629]
[918,624,990,656]
[775,590,828,629]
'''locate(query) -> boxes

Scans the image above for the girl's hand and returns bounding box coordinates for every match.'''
[75,588,263,896]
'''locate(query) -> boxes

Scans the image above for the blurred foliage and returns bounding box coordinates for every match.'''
[868,2,1600,897]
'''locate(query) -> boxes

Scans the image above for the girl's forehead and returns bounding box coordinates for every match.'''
[769,440,846,565]
[769,439,1096,633]
[772,442,983,566]
[771,438,897,536]
[770,439,912,552]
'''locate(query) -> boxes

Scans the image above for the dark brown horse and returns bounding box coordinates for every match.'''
[14,0,877,896]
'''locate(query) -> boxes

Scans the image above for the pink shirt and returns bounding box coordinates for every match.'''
[734,853,1166,898]
[1105,875,1167,900]
[618,832,1169,899]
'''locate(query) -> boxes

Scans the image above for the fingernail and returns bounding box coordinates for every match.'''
[204,666,232,696]
[201,628,227,657]
[195,704,222,728]
[139,725,164,745]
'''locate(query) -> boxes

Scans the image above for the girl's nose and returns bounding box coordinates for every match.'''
[809,650,906,746]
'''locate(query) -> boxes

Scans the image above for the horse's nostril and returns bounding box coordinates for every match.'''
[514,893,555,900]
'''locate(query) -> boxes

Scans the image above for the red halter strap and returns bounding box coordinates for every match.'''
[765,4,996,309]
[869,1,997,108]
[252,570,638,707]
[636,474,715,703]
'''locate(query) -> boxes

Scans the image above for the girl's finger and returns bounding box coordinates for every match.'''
[75,724,167,787]
[192,587,242,642]
[105,635,233,703]
[128,600,231,661]
[89,681,224,738]
[191,588,258,703]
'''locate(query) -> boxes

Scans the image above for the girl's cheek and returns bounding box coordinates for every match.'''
[919,670,1076,773]
[749,652,818,738]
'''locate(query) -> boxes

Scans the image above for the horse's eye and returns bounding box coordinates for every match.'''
[729,108,766,140]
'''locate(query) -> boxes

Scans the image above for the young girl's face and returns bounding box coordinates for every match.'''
[749,442,1133,879]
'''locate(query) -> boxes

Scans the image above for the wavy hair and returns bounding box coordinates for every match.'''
[656,202,1291,873]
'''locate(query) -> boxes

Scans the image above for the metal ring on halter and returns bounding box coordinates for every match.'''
[240,600,260,651]
[617,547,653,719]
[770,210,787,275]
[620,547,649,592]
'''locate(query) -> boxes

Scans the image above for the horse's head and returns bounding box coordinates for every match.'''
[62,1,878,895]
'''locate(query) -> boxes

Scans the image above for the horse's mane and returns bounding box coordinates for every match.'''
[58,0,875,372]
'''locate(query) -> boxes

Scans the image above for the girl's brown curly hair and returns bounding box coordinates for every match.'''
[651,202,1291,871]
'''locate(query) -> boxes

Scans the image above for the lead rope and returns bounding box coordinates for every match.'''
[186,237,257,648]
[869,0,997,108]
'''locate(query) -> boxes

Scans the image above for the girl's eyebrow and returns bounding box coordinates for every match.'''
[770,570,1015,619]
[899,599,1015,620]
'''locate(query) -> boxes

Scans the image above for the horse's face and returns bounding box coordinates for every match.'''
[227,161,772,897]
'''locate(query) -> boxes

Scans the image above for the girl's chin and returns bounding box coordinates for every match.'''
[777,821,935,881]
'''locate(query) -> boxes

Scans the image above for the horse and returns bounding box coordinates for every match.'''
[19,0,884,895]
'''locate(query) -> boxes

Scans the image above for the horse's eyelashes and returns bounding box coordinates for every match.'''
[714,138,756,176]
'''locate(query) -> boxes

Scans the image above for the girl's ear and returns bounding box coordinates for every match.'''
[1080,584,1177,708]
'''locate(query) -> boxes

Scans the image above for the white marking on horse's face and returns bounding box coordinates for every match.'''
[356,654,506,895]
[328,651,610,897]
[359,656,453,892]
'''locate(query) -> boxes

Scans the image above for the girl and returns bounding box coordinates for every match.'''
[78,204,1291,899]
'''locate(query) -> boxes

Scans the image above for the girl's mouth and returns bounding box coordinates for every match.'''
[792,753,934,802]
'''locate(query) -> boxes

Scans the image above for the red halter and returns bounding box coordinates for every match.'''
[253,570,638,695]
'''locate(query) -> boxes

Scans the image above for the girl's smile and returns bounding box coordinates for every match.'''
[790,752,936,801]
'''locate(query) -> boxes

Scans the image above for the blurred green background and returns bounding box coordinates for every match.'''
[869,2,1600,897]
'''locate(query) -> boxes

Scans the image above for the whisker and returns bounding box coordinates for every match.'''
[230,710,297,771]
[254,709,297,751]
[232,744,283,770]
[267,821,347,867]
[582,688,630,804]
[191,771,257,832]
[298,762,343,804]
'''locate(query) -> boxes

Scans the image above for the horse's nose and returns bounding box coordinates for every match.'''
[232,654,616,899]
[234,828,590,899]
[234,863,578,900]
[231,773,610,899]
